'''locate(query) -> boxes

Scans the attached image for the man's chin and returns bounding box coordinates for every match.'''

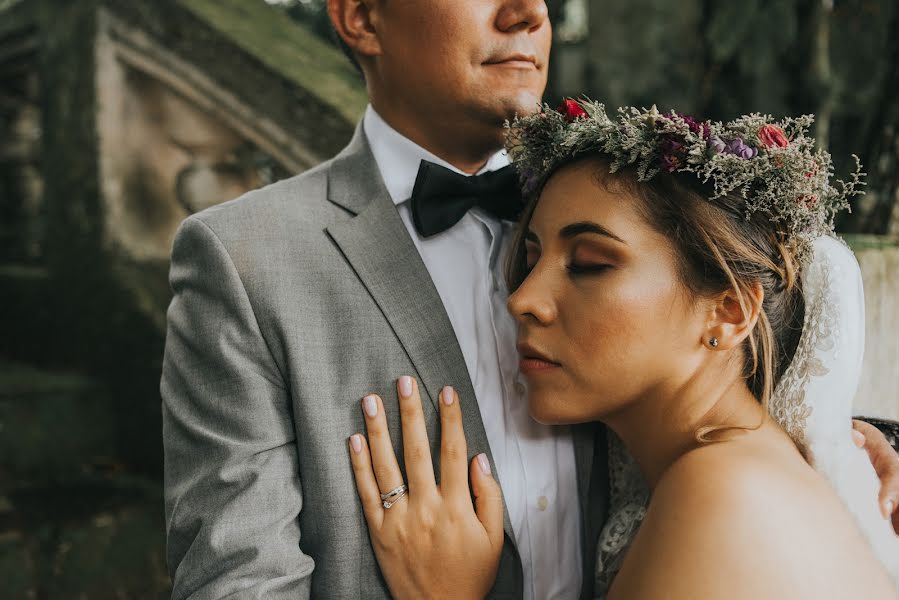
[472,90,545,125]
[501,90,545,119]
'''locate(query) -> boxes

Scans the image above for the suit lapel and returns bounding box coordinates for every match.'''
[574,423,609,600]
[572,423,596,521]
[325,124,517,542]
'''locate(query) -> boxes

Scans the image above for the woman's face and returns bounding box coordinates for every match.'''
[508,160,709,424]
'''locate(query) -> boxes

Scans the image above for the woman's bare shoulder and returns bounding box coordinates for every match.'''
[608,437,898,600]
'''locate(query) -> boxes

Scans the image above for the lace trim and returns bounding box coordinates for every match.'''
[594,433,649,600]
[769,240,839,450]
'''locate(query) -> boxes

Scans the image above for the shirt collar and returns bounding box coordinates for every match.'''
[363,104,510,206]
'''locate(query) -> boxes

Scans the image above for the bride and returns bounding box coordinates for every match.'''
[346,101,899,599]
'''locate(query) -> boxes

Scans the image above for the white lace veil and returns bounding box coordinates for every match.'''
[771,235,899,583]
[594,235,899,598]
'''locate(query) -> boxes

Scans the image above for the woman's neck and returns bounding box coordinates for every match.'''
[603,366,766,489]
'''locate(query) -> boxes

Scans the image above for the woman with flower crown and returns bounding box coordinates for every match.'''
[346,100,899,599]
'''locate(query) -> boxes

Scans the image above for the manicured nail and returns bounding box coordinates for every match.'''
[350,434,363,454]
[884,499,895,520]
[362,395,378,418]
[477,453,491,476]
[399,376,413,398]
[441,386,454,406]
[851,429,865,448]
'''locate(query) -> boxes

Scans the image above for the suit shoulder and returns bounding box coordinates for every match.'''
[187,159,339,237]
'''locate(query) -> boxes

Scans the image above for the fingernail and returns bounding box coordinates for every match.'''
[362,395,378,418]
[441,386,454,406]
[851,429,865,448]
[399,376,413,398]
[884,499,895,519]
[477,453,491,476]
[350,434,363,454]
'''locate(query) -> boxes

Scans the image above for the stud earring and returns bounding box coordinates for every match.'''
[709,337,719,348]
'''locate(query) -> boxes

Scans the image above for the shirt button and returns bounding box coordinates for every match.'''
[514,381,526,395]
[537,496,549,511]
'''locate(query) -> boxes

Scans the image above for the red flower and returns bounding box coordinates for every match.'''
[758,125,790,149]
[557,99,588,122]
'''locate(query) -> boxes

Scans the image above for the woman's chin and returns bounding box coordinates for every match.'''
[527,397,582,426]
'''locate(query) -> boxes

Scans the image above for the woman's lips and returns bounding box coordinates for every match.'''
[516,342,560,374]
[519,357,561,374]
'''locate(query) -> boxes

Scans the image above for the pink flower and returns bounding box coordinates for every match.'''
[758,125,790,149]
[557,99,588,122]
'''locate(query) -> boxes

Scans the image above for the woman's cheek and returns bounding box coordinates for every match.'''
[580,273,679,383]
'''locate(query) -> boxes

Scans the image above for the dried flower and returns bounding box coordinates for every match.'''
[758,125,790,149]
[505,100,865,265]
[725,138,758,159]
[709,136,727,154]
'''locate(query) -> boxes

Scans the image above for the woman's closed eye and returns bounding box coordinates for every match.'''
[567,262,612,276]
[567,240,617,276]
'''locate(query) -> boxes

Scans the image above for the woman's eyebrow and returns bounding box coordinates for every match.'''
[559,221,626,245]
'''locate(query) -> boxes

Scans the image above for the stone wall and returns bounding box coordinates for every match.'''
[852,237,899,420]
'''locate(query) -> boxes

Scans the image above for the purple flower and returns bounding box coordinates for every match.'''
[661,138,685,154]
[660,137,686,171]
[724,138,758,159]
[676,112,712,139]
[661,154,680,172]
[709,136,726,154]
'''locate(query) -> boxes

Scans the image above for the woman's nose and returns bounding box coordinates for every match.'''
[507,272,557,325]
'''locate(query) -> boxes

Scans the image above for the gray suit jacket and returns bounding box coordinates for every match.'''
[161,124,608,599]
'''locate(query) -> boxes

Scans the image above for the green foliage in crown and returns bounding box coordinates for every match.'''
[506,99,865,262]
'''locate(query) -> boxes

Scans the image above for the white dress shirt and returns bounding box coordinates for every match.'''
[363,106,582,600]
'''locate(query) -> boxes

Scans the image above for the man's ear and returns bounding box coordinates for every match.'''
[704,283,764,350]
[328,0,383,60]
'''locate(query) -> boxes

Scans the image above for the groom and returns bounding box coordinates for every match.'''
[160,0,899,598]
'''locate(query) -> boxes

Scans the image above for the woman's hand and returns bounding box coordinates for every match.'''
[348,376,505,600]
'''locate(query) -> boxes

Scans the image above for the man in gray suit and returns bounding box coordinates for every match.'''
[162,1,585,597]
[161,1,899,598]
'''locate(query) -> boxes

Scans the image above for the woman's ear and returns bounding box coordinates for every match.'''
[704,283,764,350]
[328,0,383,61]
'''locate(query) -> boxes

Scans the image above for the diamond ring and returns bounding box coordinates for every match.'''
[380,484,408,509]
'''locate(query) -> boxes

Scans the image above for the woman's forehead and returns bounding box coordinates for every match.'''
[529,164,645,241]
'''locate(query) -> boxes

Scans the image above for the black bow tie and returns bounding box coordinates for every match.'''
[409,160,524,238]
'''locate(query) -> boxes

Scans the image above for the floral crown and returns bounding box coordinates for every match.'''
[506,99,865,263]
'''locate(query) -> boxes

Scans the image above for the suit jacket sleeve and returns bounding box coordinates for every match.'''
[161,215,313,599]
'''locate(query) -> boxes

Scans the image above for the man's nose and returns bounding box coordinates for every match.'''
[496,0,549,34]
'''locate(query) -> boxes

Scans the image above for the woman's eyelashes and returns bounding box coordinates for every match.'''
[567,262,612,276]
[523,253,612,276]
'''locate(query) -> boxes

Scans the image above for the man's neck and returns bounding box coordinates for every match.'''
[369,101,503,175]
